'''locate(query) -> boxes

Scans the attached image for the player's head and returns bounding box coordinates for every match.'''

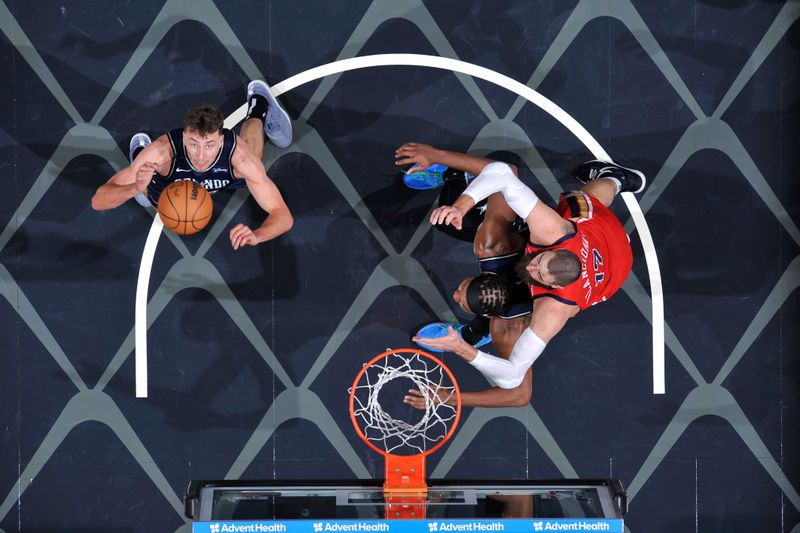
[516,249,581,289]
[452,273,512,317]
[184,103,224,135]
[182,104,225,171]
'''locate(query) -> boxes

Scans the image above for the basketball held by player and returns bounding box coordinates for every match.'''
[92,80,294,249]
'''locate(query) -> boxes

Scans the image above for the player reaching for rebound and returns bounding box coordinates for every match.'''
[397,146,535,407]
[92,80,293,249]
[394,142,645,403]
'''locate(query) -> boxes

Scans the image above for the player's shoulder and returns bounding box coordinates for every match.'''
[533,295,579,318]
[529,296,577,341]
[145,134,172,154]
[131,134,173,166]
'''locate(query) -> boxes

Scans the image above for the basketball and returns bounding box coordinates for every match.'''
[157,180,213,235]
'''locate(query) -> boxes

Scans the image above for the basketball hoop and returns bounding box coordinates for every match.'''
[349,348,461,518]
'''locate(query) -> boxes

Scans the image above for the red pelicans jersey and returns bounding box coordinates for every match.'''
[525,192,633,310]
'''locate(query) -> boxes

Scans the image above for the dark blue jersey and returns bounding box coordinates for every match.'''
[146,128,245,206]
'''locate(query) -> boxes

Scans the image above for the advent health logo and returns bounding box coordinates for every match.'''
[312,523,389,531]
[428,523,504,531]
[533,521,612,531]
[205,524,287,532]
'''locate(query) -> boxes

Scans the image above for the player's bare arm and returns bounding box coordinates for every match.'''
[91,135,173,211]
[406,314,533,407]
[404,369,532,409]
[410,300,573,364]
[229,139,293,249]
[424,298,577,389]
[417,151,570,243]
[470,299,575,384]
[395,142,512,177]
[432,160,571,245]
[460,369,532,407]
[396,143,524,232]
[527,297,579,343]
[524,201,575,247]
[412,325,479,361]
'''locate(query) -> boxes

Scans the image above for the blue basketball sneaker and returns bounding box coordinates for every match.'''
[403,164,447,190]
[403,165,477,190]
[414,322,491,353]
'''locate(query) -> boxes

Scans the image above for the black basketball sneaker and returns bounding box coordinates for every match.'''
[571,160,646,194]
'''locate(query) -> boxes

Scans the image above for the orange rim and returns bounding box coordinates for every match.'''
[349,348,461,458]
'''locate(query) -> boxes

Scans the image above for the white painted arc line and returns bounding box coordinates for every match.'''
[135,215,164,398]
[135,52,664,396]
[622,192,665,394]
[271,53,663,394]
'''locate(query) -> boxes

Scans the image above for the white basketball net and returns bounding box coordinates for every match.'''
[351,351,458,455]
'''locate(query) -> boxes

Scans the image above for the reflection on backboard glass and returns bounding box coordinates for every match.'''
[200,483,616,521]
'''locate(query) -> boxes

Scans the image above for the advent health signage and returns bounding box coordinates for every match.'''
[193,519,624,533]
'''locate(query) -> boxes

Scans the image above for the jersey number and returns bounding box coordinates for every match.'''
[593,249,605,286]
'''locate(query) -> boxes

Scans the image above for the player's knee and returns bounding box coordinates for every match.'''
[474,230,513,258]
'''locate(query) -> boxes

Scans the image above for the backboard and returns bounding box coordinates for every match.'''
[185,479,627,532]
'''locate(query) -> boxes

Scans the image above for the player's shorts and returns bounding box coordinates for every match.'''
[556,190,616,226]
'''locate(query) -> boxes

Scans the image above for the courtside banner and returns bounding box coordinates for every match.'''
[192,518,624,533]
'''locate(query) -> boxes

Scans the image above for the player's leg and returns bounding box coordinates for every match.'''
[414,168,525,352]
[241,80,293,160]
[576,179,617,208]
[430,176,496,345]
[416,194,524,351]
[450,193,525,346]
[433,168,485,242]
[571,161,646,208]
[414,169,490,351]
[129,133,152,207]
[240,117,266,161]
[474,192,524,259]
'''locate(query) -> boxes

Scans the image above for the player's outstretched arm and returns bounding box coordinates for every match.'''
[437,299,576,389]
[404,369,533,409]
[230,141,293,249]
[395,142,509,176]
[461,162,569,245]
[91,137,171,211]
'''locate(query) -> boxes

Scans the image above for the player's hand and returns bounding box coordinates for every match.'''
[429,205,464,230]
[404,387,455,410]
[229,223,261,249]
[412,325,466,352]
[395,142,439,173]
[134,162,158,193]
